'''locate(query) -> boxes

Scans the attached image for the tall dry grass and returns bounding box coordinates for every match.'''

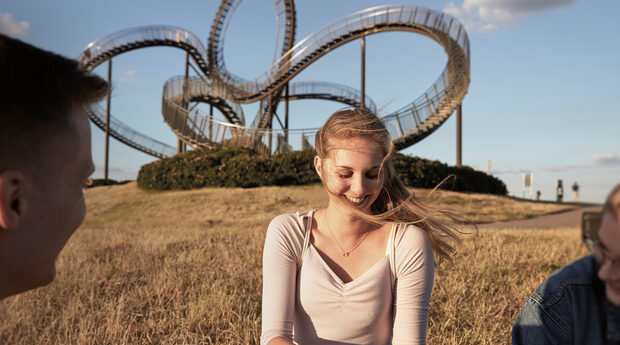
[0,183,586,344]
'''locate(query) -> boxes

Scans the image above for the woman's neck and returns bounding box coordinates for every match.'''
[323,205,374,237]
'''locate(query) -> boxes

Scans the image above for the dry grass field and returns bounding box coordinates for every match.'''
[0,183,586,344]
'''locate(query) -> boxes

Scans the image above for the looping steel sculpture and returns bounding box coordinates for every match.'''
[79,0,470,158]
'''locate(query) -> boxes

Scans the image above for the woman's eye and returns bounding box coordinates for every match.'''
[366,174,379,180]
[338,173,352,178]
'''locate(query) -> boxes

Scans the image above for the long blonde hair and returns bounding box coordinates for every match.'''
[315,108,468,262]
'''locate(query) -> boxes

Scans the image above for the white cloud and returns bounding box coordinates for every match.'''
[542,153,620,172]
[592,153,620,167]
[543,164,587,172]
[444,1,499,33]
[0,12,29,40]
[119,70,138,83]
[491,168,531,174]
[443,0,576,33]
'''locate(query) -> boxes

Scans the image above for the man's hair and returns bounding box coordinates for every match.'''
[0,33,108,172]
[603,183,620,219]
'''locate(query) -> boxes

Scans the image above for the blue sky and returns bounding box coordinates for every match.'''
[2,0,618,203]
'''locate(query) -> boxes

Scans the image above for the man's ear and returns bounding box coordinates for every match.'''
[0,171,27,231]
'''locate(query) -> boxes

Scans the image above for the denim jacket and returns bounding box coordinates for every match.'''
[512,256,620,345]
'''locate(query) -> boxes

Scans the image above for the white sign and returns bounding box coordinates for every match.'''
[523,173,532,188]
[522,173,534,198]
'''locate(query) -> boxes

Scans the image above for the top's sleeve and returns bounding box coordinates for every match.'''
[260,213,304,345]
[391,225,435,345]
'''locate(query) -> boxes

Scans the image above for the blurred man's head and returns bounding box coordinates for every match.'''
[0,34,108,299]
[597,184,620,306]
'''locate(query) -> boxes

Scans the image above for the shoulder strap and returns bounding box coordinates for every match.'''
[387,223,397,291]
[297,210,315,270]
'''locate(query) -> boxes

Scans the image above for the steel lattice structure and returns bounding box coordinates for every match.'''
[79,1,470,159]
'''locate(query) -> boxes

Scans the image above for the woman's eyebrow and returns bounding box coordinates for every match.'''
[335,165,380,170]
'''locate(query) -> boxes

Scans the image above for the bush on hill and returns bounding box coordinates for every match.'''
[137,147,507,195]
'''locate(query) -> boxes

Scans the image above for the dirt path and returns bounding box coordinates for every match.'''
[479,206,603,229]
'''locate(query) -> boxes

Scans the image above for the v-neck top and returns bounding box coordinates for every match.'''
[261,210,434,345]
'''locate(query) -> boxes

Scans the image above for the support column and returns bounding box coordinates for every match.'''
[178,52,190,154]
[456,103,462,167]
[284,83,289,143]
[209,104,213,141]
[177,138,184,154]
[360,35,366,109]
[104,59,112,180]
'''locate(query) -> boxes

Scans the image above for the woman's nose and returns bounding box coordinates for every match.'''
[349,175,366,196]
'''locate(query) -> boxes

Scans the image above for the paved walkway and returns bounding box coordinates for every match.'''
[478,206,602,229]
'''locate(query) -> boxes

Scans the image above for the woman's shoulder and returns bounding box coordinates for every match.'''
[392,222,433,270]
[266,210,315,243]
[268,210,314,229]
[393,223,431,248]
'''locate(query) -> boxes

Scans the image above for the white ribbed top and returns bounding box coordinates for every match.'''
[261,211,434,345]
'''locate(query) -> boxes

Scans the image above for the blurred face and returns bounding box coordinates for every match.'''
[13,106,94,289]
[597,211,620,306]
[315,137,384,215]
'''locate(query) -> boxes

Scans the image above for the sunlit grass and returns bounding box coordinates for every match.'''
[0,183,585,344]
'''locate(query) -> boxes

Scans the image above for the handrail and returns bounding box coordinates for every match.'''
[78,25,209,75]
[287,81,377,113]
[87,103,176,158]
[208,0,296,83]
[78,1,470,158]
[220,5,468,102]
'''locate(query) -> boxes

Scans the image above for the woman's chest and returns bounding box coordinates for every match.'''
[296,248,393,331]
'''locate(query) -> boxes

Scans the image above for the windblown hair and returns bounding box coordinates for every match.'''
[315,108,468,263]
[0,33,109,172]
[603,183,620,219]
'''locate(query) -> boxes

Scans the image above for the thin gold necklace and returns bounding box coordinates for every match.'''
[323,211,369,257]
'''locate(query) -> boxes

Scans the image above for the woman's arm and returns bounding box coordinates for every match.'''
[267,336,296,345]
[391,226,435,345]
[261,215,302,345]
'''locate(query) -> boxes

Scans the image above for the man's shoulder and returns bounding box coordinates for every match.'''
[533,255,600,306]
[513,256,607,344]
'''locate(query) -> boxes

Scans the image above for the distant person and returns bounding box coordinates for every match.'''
[0,34,108,300]
[512,183,620,344]
[556,179,564,203]
[573,181,580,202]
[536,190,541,201]
[261,108,464,345]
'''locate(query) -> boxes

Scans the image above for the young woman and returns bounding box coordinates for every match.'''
[261,108,461,345]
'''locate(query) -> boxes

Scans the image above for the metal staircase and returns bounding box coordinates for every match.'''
[79,1,470,158]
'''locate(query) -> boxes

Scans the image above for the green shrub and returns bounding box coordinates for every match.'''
[391,153,507,194]
[137,147,507,195]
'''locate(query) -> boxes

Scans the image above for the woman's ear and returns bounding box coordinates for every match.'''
[314,156,322,178]
[0,171,26,231]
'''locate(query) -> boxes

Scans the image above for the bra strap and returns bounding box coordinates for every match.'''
[387,223,397,291]
[298,209,315,270]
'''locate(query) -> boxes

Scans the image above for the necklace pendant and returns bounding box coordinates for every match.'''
[343,252,350,257]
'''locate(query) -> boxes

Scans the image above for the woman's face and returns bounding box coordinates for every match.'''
[315,136,385,214]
